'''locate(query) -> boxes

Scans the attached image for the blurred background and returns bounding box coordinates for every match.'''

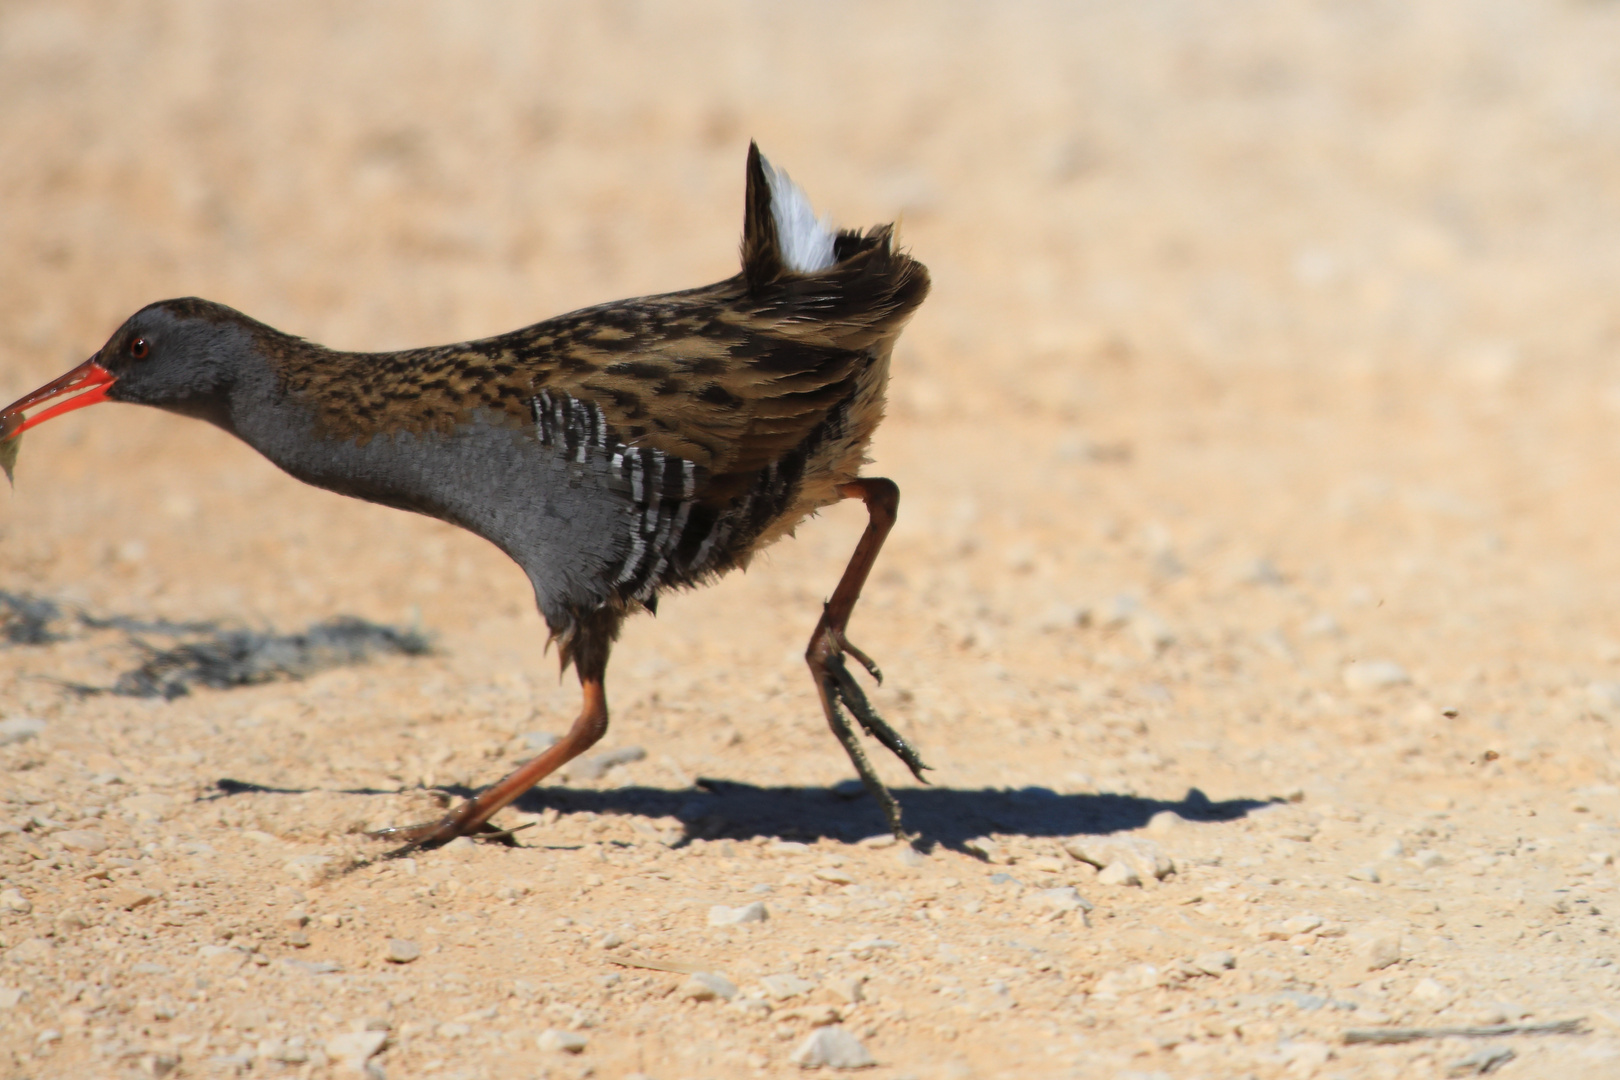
[4,0,1620,802]
[6,5,1620,1075]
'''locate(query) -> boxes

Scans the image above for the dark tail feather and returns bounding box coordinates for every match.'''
[741,141,783,292]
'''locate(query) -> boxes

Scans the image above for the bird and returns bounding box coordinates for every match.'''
[1,143,932,851]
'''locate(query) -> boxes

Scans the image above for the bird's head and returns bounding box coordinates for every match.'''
[2,298,255,439]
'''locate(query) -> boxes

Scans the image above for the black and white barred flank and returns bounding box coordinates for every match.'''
[529,389,808,606]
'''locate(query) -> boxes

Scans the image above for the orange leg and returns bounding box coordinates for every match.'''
[373,608,621,854]
[806,478,928,841]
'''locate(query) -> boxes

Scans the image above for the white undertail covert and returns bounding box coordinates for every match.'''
[762,155,837,274]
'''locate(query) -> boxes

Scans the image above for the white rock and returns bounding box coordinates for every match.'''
[1131,611,1176,653]
[1350,925,1403,970]
[7,938,50,963]
[1281,915,1324,935]
[119,793,175,823]
[570,746,646,780]
[680,972,738,1001]
[0,717,45,746]
[0,889,32,914]
[0,986,27,1009]
[283,854,335,884]
[1194,951,1236,976]
[1146,810,1186,835]
[1410,850,1445,870]
[325,1029,387,1067]
[55,830,108,854]
[1409,977,1452,1005]
[708,901,769,927]
[1034,886,1094,914]
[1064,836,1174,881]
[761,973,817,1000]
[1347,866,1381,883]
[1097,861,1142,887]
[1343,660,1411,691]
[790,1025,874,1069]
[1588,682,1620,715]
[537,1029,588,1054]
[384,938,420,964]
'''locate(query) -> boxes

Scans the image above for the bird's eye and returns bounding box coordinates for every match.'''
[130,338,150,360]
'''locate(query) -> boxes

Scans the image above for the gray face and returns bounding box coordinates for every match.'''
[101,304,255,432]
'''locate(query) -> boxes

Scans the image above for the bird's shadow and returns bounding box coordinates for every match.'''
[210,776,1276,854]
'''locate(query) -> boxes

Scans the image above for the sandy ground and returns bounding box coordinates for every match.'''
[4,3,1620,1078]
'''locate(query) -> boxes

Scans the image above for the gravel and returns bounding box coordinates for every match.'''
[385,938,421,963]
[790,1026,875,1069]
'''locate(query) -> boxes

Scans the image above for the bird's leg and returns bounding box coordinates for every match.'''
[806,478,929,841]
[372,665,611,855]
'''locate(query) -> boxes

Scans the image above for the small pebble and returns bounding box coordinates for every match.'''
[1352,926,1402,970]
[0,717,45,746]
[708,901,769,927]
[570,745,646,780]
[1343,660,1411,690]
[0,889,32,914]
[790,1025,875,1069]
[537,1028,588,1053]
[56,830,109,855]
[385,938,421,964]
[761,973,817,1000]
[1097,861,1141,887]
[680,971,739,1001]
[1194,951,1236,975]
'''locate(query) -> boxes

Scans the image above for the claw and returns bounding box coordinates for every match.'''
[824,653,929,781]
[839,635,883,684]
[366,806,531,855]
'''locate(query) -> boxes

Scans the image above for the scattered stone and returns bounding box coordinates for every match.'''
[570,745,646,780]
[1131,611,1176,653]
[814,867,855,885]
[0,888,32,913]
[281,958,342,975]
[1029,886,1094,916]
[1063,836,1174,881]
[118,793,175,823]
[140,1051,180,1077]
[708,901,769,926]
[0,716,45,746]
[1350,925,1403,970]
[283,854,335,884]
[830,976,866,1004]
[680,972,738,1001]
[964,836,1006,863]
[1194,951,1236,976]
[537,1029,588,1054]
[385,938,421,964]
[7,938,51,963]
[761,973,818,1000]
[110,887,162,911]
[1343,660,1411,690]
[325,1029,388,1070]
[1097,861,1142,887]
[55,829,109,854]
[0,986,28,1008]
[790,1025,875,1069]
[1411,850,1445,870]
[1281,914,1324,936]
[1409,977,1453,1005]
[1348,866,1381,883]
[1146,810,1185,835]
[521,731,560,751]
[857,834,897,848]
[1587,683,1620,715]
[896,845,927,868]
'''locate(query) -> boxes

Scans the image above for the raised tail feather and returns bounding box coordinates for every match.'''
[740,143,930,345]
